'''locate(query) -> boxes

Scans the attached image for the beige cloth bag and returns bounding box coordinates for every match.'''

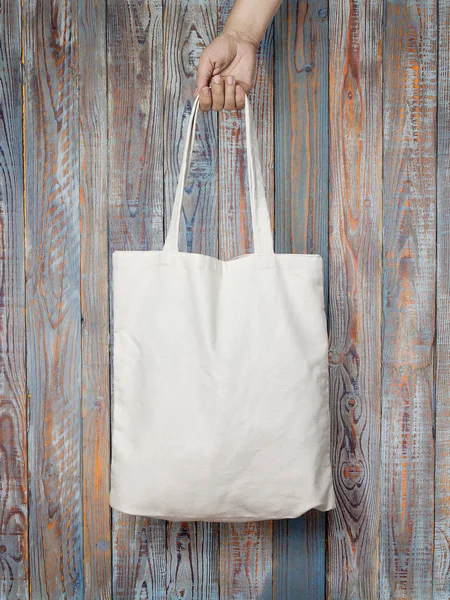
[109,94,336,521]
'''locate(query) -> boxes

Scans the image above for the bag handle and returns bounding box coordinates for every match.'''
[163,93,274,255]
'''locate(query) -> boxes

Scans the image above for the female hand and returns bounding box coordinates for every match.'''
[195,31,257,112]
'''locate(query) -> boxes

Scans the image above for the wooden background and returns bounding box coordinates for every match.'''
[1,0,448,597]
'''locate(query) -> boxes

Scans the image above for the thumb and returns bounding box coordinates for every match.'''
[195,52,214,94]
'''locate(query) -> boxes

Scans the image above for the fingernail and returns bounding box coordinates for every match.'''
[202,87,210,96]
[227,76,234,85]
[213,75,221,84]
[194,87,199,95]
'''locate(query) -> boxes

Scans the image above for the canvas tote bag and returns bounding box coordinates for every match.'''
[109,94,337,522]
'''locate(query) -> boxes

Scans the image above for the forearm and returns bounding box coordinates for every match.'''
[222,0,283,47]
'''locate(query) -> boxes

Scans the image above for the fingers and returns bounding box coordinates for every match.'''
[224,76,236,110]
[198,75,244,112]
[199,86,212,111]
[195,52,213,94]
[211,75,225,111]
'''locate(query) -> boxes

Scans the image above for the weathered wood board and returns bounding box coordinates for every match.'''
[0,1,28,598]
[327,0,383,598]
[273,0,330,596]
[380,0,437,598]
[107,0,167,598]
[434,0,450,597]
[24,1,84,597]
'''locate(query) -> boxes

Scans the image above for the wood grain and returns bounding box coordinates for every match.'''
[0,1,28,598]
[274,0,329,258]
[272,0,330,596]
[107,0,166,597]
[112,520,166,598]
[328,0,383,597]
[219,522,273,600]
[163,0,219,257]
[433,0,450,596]
[166,521,219,599]
[7,0,447,595]
[24,0,84,597]
[380,0,437,597]
[78,0,111,597]
[274,517,328,599]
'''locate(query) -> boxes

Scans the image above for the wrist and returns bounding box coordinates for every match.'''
[221,26,261,49]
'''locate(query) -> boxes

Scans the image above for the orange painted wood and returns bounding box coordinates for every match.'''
[24,0,84,596]
[78,0,112,597]
[0,1,28,598]
[219,522,273,600]
[3,0,447,597]
[380,0,437,596]
[163,0,219,258]
[328,0,383,597]
[106,0,166,597]
[166,521,220,599]
[272,0,330,596]
[433,0,450,596]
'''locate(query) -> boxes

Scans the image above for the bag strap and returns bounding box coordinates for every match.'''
[163,93,274,255]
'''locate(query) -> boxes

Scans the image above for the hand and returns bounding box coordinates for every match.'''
[195,32,257,111]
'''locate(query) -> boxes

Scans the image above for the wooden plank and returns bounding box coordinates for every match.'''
[327,0,383,596]
[166,521,220,599]
[219,522,272,600]
[272,0,329,596]
[112,520,166,598]
[217,3,274,599]
[78,0,111,597]
[433,0,450,596]
[106,0,166,597]
[380,0,437,596]
[273,517,328,599]
[163,0,219,256]
[24,0,84,597]
[0,1,29,598]
[163,2,220,597]
[273,0,329,257]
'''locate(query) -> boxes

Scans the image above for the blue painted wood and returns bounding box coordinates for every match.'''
[5,1,447,597]
[0,1,28,597]
[24,1,84,597]
[380,0,437,596]
[273,0,330,597]
[433,0,450,595]
[78,0,112,595]
[327,0,384,595]
[106,0,167,597]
